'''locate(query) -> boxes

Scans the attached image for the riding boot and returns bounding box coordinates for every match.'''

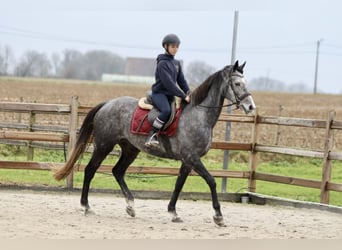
[145,118,164,147]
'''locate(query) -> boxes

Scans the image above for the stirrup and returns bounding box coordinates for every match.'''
[145,133,159,147]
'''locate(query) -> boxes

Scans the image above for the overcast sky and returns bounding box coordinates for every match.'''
[1,0,342,94]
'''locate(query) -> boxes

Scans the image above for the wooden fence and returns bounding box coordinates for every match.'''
[0,96,342,205]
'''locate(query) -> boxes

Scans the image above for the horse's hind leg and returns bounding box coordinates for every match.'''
[168,163,192,222]
[80,144,114,213]
[112,140,140,217]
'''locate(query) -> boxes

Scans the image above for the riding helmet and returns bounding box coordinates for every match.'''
[162,34,181,47]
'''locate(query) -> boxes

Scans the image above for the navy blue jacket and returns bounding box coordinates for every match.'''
[151,54,190,99]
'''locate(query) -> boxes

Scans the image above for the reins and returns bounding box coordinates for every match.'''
[197,102,239,109]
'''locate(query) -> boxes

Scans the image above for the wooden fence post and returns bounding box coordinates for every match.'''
[27,110,36,160]
[248,109,259,192]
[320,110,335,204]
[274,105,283,145]
[66,96,79,189]
[16,97,23,152]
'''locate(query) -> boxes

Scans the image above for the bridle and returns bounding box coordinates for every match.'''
[197,73,251,109]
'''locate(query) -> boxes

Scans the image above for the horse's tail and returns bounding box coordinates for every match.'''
[53,102,106,181]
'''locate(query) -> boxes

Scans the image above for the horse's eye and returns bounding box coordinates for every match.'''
[235,83,241,87]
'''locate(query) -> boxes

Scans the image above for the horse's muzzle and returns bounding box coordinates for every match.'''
[239,95,256,114]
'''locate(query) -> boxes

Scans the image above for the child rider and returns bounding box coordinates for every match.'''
[145,34,191,147]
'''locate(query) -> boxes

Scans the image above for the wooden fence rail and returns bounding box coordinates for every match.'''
[0,97,342,204]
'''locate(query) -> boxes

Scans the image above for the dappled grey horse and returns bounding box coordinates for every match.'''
[54,60,256,226]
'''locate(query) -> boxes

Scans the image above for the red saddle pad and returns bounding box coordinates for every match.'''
[130,106,182,137]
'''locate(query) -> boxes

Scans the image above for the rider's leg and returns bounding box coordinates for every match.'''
[145,93,171,147]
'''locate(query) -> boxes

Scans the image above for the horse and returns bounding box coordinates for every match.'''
[53,60,256,227]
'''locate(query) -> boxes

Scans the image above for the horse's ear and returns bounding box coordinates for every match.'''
[240,61,246,70]
[237,61,246,73]
[233,60,239,71]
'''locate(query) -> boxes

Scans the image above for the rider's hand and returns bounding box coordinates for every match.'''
[185,95,190,103]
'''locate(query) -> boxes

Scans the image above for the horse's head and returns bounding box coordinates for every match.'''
[221,61,256,114]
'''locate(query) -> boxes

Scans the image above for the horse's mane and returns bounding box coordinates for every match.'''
[190,68,225,106]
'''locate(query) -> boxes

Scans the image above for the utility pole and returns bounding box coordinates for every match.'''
[230,11,239,65]
[221,10,239,193]
[314,39,323,94]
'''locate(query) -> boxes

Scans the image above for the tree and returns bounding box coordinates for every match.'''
[59,49,84,79]
[248,77,287,92]
[185,60,216,86]
[58,49,125,80]
[83,50,125,80]
[249,77,314,93]
[51,52,61,77]
[15,50,51,77]
[0,45,14,76]
[287,82,312,93]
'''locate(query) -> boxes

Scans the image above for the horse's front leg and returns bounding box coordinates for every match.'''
[168,163,192,223]
[192,159,226,227]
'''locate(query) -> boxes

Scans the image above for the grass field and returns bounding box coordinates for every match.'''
[0,144,342,206]
[0,77,342,206]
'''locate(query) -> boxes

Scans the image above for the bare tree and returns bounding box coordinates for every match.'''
[51,52,61,77]
[185,60,216,86]
[59,49,84,79]
[57,49,125,80]
[36,54,52,77]
[0,45,14,76]
[249,77,314,93]
[83,50,125,80]
[248,77,287,92]
[287,82,312,93]
[15,50,51,77]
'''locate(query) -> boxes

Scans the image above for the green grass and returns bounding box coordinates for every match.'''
[0,144,342,206]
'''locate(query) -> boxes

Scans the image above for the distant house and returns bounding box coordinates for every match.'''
[102,57,155,84]
[125,56,184,75]
[102,56,183,84]
[101,73,155,84]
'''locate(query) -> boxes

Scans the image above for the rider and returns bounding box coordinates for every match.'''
[145,34,191,147]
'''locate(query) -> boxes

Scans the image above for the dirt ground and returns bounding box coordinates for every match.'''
[0,189,342,239]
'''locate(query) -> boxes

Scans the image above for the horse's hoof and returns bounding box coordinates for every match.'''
[83,205,95,216]
[213,216,226,227]
[81,204,93,215]
[171,216,183,223]
[169,211,183,223]
[84,208,95,216]
[126,206,136,217]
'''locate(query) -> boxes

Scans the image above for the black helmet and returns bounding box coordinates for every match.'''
[162,34,181,47]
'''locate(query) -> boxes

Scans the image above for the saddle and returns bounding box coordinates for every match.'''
[130,93,182,136]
